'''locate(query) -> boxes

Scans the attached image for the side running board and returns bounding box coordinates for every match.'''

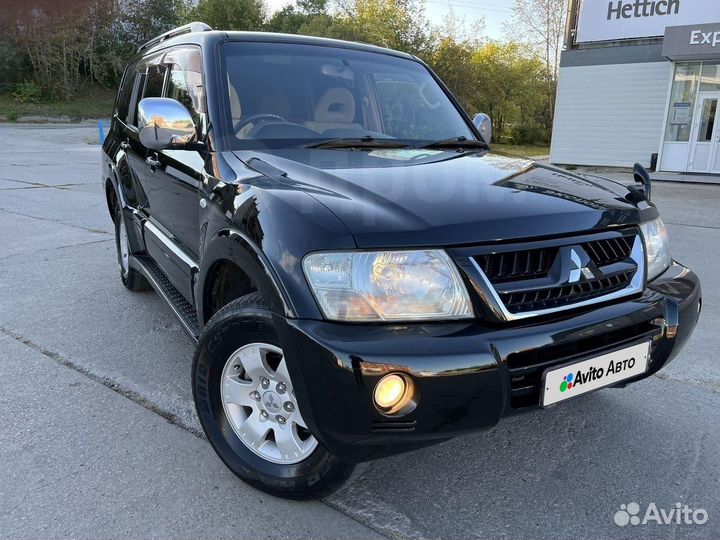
[132,255,200,340]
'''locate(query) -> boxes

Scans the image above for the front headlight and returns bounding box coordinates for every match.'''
[640,217,671,281]
[302,250,473,321]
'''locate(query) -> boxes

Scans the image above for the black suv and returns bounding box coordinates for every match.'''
[102,23,701,499]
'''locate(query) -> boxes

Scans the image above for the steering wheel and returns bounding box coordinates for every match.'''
[235,113,286,134]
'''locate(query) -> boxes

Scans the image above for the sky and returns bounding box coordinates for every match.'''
[264,0,514,40]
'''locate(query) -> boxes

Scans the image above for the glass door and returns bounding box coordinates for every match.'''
[688,93,720,173]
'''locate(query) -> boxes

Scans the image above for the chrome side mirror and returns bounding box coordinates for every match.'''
[472,113,492,144]
[137,97,197,150]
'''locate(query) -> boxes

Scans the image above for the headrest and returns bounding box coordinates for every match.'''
[313,87,355,123]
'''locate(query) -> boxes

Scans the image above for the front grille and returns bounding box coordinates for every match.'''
[501,270,634,313]
[459,229,643,320]
[583,236,633,266]
[506,321,660,408]
[474,248,556,284]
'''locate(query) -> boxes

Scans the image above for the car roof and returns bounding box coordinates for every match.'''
[137,29,416,62]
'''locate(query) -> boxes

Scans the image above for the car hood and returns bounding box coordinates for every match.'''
[231,149,648,248]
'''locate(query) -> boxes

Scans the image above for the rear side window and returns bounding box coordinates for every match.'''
[130,71,147,127]
[144,64,167,98]
[116,62,137,123]
[130,62,165,127]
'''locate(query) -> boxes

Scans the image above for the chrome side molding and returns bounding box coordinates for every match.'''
[144,221,198,271]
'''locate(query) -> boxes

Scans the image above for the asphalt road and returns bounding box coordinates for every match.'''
[0,124,718,540]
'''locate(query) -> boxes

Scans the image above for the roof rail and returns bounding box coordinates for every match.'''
[137,22,212,53]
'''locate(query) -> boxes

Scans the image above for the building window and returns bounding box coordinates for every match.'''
[700,62,720,92]
[664,63,701,143]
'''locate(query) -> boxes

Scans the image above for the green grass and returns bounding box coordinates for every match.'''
[0,87,115,121]
[492,143,550,158]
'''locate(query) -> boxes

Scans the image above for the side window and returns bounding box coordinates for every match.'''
[130,62,165,127]
[144,64,167,98]
[167,65,201,126]
[116,61,137,123]
[130,71,147,127]
[164,47,205,128]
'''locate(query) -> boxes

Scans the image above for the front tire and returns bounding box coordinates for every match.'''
[192,293,354,499]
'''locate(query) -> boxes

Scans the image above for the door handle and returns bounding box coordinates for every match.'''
[146,154,161,169]
[120,140,130,150]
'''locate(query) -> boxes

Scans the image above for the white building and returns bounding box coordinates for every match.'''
[551,0,720,174]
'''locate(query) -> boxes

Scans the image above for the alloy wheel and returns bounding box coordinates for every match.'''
[220,343,318,464]
[118,219,130,276]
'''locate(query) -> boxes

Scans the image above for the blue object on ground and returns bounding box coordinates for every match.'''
[98,120,105,144]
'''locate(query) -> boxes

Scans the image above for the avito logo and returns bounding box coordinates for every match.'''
[559,357,637,393]
[559,372,574,392]
[614,502,708,526]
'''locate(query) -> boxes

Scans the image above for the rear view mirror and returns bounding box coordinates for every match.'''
[472,113,492,144]
[137,97,197,150]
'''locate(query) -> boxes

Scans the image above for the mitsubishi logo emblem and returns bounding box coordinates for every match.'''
[262,391,282,413]
[568,248,595,283]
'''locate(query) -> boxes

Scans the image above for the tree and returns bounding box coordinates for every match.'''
[508,0,565,78]
[0,38,26,93]
[470,42,547,143]
[428,11,484,115]
[193,0,266,31]
[430,37,475,110]
[297,0,329,17]
[123,0,192,45]
[2,0,122,98]
[507,0,567,132]
[267,5,306,34]
[329,0,433,56]
[267,0,329,34]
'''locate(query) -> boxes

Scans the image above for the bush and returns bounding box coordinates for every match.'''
[506,123,548,145]
[12,81,42,103]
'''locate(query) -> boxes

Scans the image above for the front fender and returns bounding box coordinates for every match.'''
[197,230,298,326]
[197,167,356,325]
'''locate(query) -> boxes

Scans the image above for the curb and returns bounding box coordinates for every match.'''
[0,115,108,124]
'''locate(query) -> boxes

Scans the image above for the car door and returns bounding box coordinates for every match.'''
[149,46,205,262]
[131,48,206,302]
[111,60,148,221]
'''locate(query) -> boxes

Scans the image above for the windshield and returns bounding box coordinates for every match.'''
[221,42,476,149]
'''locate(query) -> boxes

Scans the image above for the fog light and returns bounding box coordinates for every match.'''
[373,373,415,415]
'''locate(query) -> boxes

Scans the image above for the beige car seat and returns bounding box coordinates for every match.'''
[304,87,362,133]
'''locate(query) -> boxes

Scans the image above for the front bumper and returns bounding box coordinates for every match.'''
[275,262,701,463]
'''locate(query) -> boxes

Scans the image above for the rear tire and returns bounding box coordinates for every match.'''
[192,292,354,499]
[113,201,150,292]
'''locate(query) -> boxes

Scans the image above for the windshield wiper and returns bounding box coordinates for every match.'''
[303,136,408,150]
[419,136,489,151]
